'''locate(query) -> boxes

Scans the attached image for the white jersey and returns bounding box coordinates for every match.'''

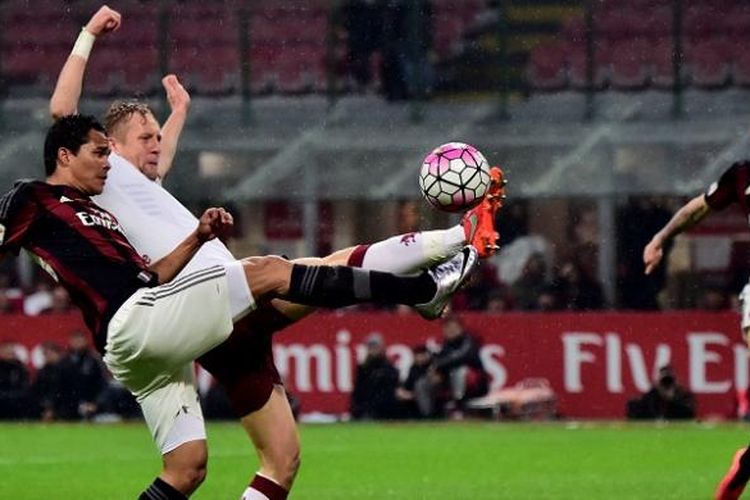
[93,153,236,277]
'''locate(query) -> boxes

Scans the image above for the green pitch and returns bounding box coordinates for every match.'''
[0,420,748,499]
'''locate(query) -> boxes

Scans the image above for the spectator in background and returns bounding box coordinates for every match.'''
[32,342,76,421]
[430,315,488,417]
[617,197,673,309]
[23,282,53,316]
[485,289,513,313]
[61,330,106,420]
[496,200,529,247]
[697,288,730,311]
[96,378,141,420]
[0,291,15,314]
[553,259,605,310]
[0,341,31,419]
[512,253,550,310]
[395,344,434,418]
[535,285,560,311]
[350,333,399,420]
[45,286,74,314]
[626,365,695,420]
[343,0,383,91]
[381,0,433,101]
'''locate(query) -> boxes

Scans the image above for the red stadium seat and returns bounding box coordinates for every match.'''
[723,4,750,38]
[594,8,641,42]
[526,42,567,91]
[731,38,750,86]
[682,5,723,42]
[119,48,160,95]
[650,37,679,89]
[567,41,611,90]
[684,38,732,88]
[641,6,672,40]
[609,39,651,89]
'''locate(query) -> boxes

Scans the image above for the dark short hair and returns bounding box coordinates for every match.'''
[44,115,106,176]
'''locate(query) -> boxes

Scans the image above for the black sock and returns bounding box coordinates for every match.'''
[139,477,187,500]
[287,265,436,308]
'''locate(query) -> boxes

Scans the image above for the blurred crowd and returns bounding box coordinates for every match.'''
[0,330,139,421]
[350,314,489,421]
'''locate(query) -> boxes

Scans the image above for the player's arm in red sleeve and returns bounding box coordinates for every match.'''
[49,6,121,120]
[643,194,711,275]
[643,163,742,275]
[148,207,233,284]
[157,75,191,181]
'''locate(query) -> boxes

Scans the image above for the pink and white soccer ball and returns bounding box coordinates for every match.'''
[419,142,491,212]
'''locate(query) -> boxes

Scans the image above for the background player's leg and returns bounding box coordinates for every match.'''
[239,386,299,499]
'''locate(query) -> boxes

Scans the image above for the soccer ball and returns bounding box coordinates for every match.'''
[418,142,491,212]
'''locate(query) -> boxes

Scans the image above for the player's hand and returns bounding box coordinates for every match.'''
[197,208,234,242]
[643,238,663,275]
[85,6,121,37]
[162,75,191,114]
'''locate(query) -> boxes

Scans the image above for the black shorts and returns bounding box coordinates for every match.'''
[197,305,294,417]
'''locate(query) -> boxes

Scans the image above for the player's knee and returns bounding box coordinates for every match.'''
[266,445,301,486]
[182,463,208,491]
[164,446,208,493]
[241,255,292,297]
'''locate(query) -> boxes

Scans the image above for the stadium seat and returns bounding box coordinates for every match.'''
[169,42,240,93]
[119,48,160,96]
[731,39,750,87]
[723,4,750,38]
[594,8,642,42]
[526,42,567,91]
[639,6,672,40]
[650,37,680,89]
[609,39,651,89]
[684,38,732,88]
[567,41,611,90]
[682,5,723,42]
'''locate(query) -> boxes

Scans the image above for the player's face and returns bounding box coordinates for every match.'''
[112,112,162,181]
[66,130,111,195]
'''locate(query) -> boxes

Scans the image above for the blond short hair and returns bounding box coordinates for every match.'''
[104,100,153,139]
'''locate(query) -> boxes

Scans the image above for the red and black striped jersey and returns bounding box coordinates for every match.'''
[705,161,750,219]
[0,180,158,352]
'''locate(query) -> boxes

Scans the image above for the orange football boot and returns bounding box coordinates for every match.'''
[461,166,506,258]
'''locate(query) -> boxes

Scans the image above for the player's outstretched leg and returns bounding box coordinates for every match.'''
[461,166,506,258]
[243,247,478,319]
[716,447,750,500]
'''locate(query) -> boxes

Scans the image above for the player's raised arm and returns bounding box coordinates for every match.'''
[643,194,711,275]
[157,75,191,180]
[148,207,233,284]
[49,6,121,120]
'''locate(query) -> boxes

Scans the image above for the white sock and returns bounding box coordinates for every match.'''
[241,487,269,499]
[360,225,466,273]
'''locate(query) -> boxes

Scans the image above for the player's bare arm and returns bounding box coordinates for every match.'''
[49,5,121,120]
[643,194,711,275]
[157,75,191,180]
[148,207,233,283]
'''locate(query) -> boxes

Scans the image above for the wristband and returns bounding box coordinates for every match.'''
[71,28,95,60]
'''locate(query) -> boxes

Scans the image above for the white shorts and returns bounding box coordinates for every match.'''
[104,265,234,452]
[139,364,206,454]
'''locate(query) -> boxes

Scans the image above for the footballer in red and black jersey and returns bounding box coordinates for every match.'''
[0,180,158,352]
[705,160,750,218]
